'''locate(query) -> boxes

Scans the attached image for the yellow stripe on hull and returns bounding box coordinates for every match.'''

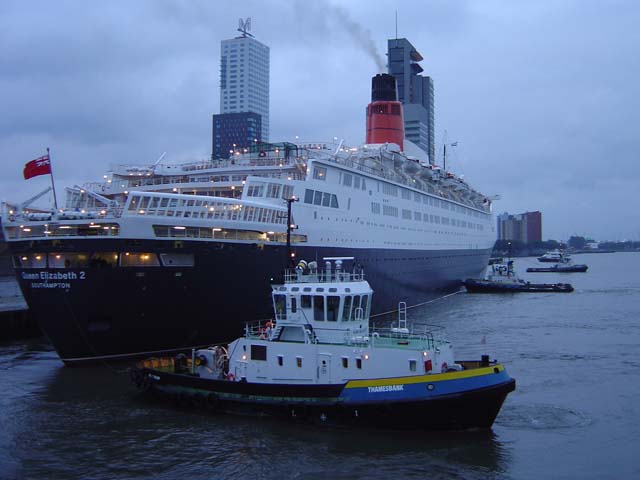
[344,364,505,389]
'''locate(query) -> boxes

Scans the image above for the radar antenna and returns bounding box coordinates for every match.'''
[237,18,254,38]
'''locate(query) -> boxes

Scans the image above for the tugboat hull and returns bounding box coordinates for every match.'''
[463,279,574,293]
[526,265,588,273]
[131,362,515,430]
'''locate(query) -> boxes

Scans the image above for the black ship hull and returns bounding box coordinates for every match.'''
[9,238,491,364]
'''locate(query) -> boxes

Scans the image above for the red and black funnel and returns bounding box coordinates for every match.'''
[365,74,404,150]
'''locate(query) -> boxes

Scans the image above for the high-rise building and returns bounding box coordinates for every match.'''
[497,211,542,243]
[212,112,262,160]
[213,21,269,159]
[387,38,435,163]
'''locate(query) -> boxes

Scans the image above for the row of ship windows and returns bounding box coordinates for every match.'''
[303,189,339,208]
[153,225,307,244]
[246,183,295,199]
[371,203,485,230]
[251,346,364,370]
[274,294,369,322]
[15,252,194,269]
[313,166,488,219]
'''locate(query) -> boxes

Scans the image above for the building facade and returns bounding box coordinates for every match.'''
[212,112,262,160]
[387,38,435,163]
[214,27,269,158]
[497,211,542,243]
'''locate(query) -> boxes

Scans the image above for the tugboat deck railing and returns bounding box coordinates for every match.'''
[244,320,449,351]
[283,270,365,283]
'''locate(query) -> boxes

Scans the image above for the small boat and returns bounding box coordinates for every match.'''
[131,257,516,430]
[527,254,588,273]
[464,260,574,293]
[538,249,564,262]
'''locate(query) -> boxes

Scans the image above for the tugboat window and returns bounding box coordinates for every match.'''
[301,295,311,308]
[296,357,303,368]
[313,296,325,321]
[251,344,267,361]
[361,295,369,317]
[356,358,362,369]
[342,296,352,321]
[351,295,361,321]
[274,294,286,318]
[327,296,340,321]
[409,360,417,372]
[277,355,283,366]
[342,357,349,368]
[291,297,297,313]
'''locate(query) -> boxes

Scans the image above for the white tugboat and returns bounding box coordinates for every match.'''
[132,258,515,430]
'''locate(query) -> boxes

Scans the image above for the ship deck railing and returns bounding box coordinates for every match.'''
[310,149,489,212]
[283,269,365,283]
[243,319,449,351]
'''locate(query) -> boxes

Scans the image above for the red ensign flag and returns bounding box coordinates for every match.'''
[23,154,52,180]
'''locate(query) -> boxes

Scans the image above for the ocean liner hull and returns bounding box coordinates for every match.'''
[10,238,490,364]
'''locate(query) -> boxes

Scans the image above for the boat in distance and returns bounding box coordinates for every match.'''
[1,74,496,365]
[527,264,588,273]
[463,260,574,293]
[131,258,516,430]
[528,253,588,273]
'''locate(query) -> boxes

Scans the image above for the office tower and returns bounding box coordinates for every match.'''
[387,38,435,164]
[213,20,269,159]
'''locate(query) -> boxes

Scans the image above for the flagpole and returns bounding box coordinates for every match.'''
[47,147,59,211]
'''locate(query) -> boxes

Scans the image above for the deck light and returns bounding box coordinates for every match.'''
[21,257,27,261]
[267,231,275,235]
[242,353,247,361]
[212,228,222,232]
[23,228,31,232]
[363,354,370,360]
[173,226,186,230]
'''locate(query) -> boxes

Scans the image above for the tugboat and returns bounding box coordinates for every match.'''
[131,258,516,430]
[527,254,588,273]
[463,260,574,293]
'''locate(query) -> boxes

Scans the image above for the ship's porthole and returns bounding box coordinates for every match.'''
[427,384,435,391]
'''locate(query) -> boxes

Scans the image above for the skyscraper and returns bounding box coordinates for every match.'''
[219,21,270,141]
[387,38,435,164]
[213,20,270,159]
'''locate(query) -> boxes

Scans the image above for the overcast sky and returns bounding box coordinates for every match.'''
[1,0,639,241]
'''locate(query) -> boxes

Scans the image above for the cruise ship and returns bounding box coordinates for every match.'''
[1,74,496,364]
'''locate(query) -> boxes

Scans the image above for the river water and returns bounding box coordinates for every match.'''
[1,252,639,479]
